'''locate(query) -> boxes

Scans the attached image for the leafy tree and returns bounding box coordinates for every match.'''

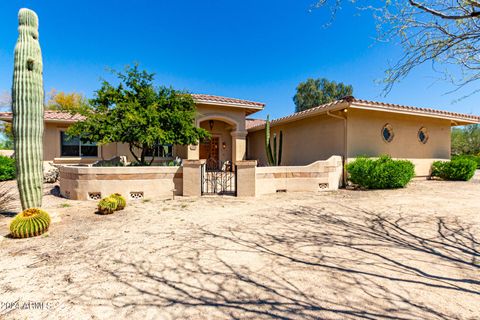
[0,122,13,150]
[451,124,480,155]
[293,78,353,112]
[67,65,209,164]
[0,91,13,149]
[46,89,89,113]
[313,0,480,94]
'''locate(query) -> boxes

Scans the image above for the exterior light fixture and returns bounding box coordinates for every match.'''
[209,120,214,130]
[222,142,227,150]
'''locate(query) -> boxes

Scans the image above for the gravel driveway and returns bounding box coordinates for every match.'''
[0,177,479,320]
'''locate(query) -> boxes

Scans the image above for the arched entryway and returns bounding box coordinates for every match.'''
[199,119,234,170]
[191,114,246,169]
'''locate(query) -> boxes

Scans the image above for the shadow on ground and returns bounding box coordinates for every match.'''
[62,204,479,319]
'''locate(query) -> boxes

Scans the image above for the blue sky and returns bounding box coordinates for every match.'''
[0,0,478,120]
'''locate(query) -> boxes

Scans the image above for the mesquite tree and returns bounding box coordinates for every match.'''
[12,8,44,209]
[314,0,480,94]
[68,65,209,165]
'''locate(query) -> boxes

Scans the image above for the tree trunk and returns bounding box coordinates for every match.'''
[129,143,141,163]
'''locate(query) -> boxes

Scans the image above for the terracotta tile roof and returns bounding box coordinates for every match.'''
[192,94,265,108]
[0,110,85,122]
[247,96,480,131]
[247,99,347,131]
[349,97,480,122]
[246,118,266,130]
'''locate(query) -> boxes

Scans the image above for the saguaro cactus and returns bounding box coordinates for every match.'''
[12,8,44,209]
[264,115,283,166]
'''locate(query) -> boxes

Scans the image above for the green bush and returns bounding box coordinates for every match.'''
[431,159,477,181]
[451,154,480,169]
[346,155,415,189]
[0,156,16,181]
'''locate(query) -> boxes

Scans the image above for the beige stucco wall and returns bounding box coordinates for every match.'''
[346,108,451,176]
[59,166,182,200]
[196,104,246,132]
[254,156,343,195]
[0,150,14,157]
[247,114,345,166]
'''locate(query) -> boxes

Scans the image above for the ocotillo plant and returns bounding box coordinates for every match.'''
[12,8,44,209]
[264,115,283,166]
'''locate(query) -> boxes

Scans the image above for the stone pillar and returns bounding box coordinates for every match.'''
[235,160,257,197]
[187,144,199,160]
[182,159,204,197]
[231,131,248,164]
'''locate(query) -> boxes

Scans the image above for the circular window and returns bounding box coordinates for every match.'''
[381,124,394,143]
[418,127,429,144]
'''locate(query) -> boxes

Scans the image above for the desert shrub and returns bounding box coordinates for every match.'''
[110,193,126,210]
[0,156,15,181]
[431,159,477,181]
[452,154,480,169]
[346,155,415,189]
[97,197,118,214]
[10,208,51,238]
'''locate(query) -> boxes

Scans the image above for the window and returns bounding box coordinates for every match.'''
[60,132,98,157]
[418,127,429,144]
[381,124,394,143]
[145,144,173,158]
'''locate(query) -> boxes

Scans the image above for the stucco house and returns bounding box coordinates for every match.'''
[1,94,479,178]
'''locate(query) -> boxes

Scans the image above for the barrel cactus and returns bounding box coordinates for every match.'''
[98,197,118,215]
[110,193,126,210]
[10,208,51,238]
[12,8,44,210]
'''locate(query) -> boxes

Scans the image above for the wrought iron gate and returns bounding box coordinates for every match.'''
[201,162,237,196]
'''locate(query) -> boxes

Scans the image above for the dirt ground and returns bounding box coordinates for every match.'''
[0,175,479,320]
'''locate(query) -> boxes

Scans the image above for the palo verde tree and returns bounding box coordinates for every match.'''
[68,65,209,165]
[293,78,353,112]
[313,0,480,94]
[46,89,89,113]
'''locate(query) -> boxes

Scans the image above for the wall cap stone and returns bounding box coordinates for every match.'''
[236,160,257,167]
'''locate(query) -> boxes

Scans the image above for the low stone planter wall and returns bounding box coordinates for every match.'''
[255,156,343,195]
[59,166,182,201]
[0,150,14,157]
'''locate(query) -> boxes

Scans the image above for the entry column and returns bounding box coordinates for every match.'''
[231,131,248,164]
[182,159,204,197]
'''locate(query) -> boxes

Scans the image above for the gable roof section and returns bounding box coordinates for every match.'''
[192,94,265,108]
[192,94,264,116]
[247,97,480,131]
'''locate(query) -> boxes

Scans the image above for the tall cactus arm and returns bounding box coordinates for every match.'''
[264,115,274,166]
[278,130,283,166]
[273,133,277,166]
[12,8,44,210]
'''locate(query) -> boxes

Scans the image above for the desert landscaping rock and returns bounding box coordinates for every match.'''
[43,162,59,183]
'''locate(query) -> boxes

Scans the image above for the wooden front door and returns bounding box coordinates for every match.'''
[200,137,220,169]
